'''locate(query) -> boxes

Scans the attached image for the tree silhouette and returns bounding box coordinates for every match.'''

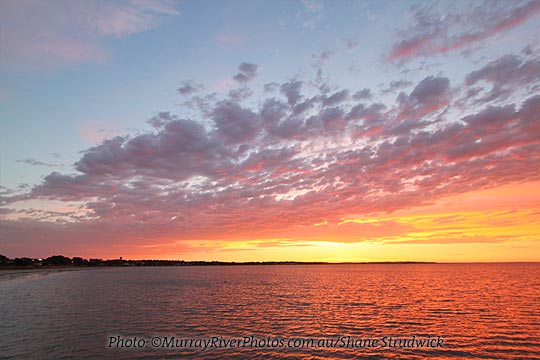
[0,254,9,265]
[43,255,72,266]
[72,257,89,266]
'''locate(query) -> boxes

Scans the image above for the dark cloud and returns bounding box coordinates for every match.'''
[465,54,540,101]
[16,158,59,167]
[280,80,303,106]
[233,62,259,82]
[409,76,450,107]
[212,101,262,144]
[346,102,386,122]
[321,89,349,107]
[466,55,540,86]
[228,87,253,102]
[381,80,413,94]
[260,98,288,129]
[393,76,450,121]
[177,80,204,96]
[291,96,318,116]
[353,88,372,100]
[147,111,175,129]
[264,82,279,92]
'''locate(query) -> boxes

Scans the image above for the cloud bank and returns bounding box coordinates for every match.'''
[2,51,540,252]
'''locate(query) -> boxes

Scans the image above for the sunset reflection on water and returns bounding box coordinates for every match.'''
[1,263,539,359]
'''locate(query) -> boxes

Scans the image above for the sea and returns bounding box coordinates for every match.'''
[1,263,539,359]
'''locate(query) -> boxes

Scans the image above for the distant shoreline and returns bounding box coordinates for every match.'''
[3,261,539,272]
[0,261,437,271]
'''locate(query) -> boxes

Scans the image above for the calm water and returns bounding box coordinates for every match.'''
[1,264,539,359]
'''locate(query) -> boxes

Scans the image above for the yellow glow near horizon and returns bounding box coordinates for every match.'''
[117,182,540,263]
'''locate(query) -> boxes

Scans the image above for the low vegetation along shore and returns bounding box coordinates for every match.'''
[0,254,433,269]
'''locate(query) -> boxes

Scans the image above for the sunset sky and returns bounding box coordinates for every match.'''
[1,0,540,262]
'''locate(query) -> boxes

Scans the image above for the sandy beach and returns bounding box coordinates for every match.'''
[0,267,97,282]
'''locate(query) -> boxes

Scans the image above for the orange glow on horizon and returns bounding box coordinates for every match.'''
[100,181,540,263]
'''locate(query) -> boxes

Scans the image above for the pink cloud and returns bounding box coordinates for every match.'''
[0,0,179,68]
[388,1,540,63]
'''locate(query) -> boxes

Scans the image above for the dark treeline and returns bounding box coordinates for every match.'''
[0,254,330,268]
[0,254,433,268]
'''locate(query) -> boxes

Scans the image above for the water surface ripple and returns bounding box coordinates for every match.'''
[1,264,539,359]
